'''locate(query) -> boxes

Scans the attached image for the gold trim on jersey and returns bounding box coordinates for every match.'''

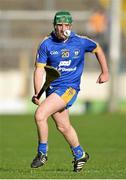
[35,62,46,68]
[92,44,100,53]
[61,87,76,104]
[76,34,97,43]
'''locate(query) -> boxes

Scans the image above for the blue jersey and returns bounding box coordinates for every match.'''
[36,31,99,90]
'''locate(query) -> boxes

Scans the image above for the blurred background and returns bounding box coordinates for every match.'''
[0,0,126,114]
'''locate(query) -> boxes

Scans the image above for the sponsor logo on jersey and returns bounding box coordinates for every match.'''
[59,60,71,67]
[50,51,59,55]
[58,67,77,72]
[58,59,76,72]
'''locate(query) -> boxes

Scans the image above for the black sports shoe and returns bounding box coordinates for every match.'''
[73,152,89,172]
[31,152,48,168]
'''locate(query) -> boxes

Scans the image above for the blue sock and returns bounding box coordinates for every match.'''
[71,145,84,160]
[38,142,48,155]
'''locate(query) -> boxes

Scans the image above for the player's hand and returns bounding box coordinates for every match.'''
[32,95,40,105]
[96,72,109,84]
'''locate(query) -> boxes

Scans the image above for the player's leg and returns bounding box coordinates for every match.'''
[51,87,84,157]
[52,109,80,147]
[35,93,66,142]
[52,109,89,172]
[31,93,66,168]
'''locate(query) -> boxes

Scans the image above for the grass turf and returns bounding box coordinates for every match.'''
[0,113,126,179]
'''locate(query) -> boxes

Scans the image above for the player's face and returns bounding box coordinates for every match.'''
[55,23,72,40]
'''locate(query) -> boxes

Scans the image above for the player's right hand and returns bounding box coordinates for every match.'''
[32,95,40,105]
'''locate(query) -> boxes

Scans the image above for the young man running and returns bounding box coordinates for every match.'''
[31,11,109,172]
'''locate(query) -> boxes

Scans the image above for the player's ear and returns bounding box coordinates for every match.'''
[54,25,56,32]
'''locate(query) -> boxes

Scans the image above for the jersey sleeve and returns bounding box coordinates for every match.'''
[83,37,99,53]
[35,40,48,68]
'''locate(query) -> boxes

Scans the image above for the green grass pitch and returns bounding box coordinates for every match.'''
[0,113,126,179]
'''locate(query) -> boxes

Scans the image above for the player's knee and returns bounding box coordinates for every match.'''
[35,109,46,123]
[57,124,71,134]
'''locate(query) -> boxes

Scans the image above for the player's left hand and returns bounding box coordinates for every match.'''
[96,72,109,84]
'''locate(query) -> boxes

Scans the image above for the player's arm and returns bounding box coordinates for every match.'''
[84,37,109,84]
[32,38,48,105]
[34,66,45,94]
[94,46,109,84]
[32,66,45,105]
